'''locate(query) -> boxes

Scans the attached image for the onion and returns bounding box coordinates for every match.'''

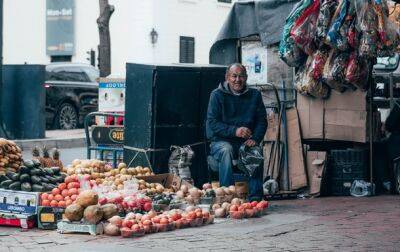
[214,208,226,218]
[221,202,231,212]
[202,183,212,190]
[186,205,196,212]
[125,212,136,220]
[215,188,225,197]
[108,216,123,227]
[186,195,194,204]
[223,187,231,195]
[176,190,185,199]
[181,185,189,194]
[212,204,221,210]
[189,188,201,199]
[104,223,120,236]
[228,185,236,195]
[231,198,241,206]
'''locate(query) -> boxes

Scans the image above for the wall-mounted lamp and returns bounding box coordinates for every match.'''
[150,28,158,45]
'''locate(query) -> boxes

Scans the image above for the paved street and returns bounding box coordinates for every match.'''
[0,195,399,251]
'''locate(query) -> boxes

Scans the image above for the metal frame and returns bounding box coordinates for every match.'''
[84,111,124,168]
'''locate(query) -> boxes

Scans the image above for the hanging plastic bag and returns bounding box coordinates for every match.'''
[316,0,339,42]
[237,144,263,178]
[373,0,400,57]
[345,51,370,90]
[347,18,359,49]
[355,0,378,58]
[290,0,320,56]
[295,56,330,99]
[322,50,352,92]
[279,0,313,67]
[350,180,375,197]
[326,0,350,50]
[309,47,330,81]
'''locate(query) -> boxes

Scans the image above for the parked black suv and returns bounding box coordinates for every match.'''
[45,63,99,129]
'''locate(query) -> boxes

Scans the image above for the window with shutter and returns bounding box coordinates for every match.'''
[179,36,195,63]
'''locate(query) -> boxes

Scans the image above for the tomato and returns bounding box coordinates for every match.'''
[41,193,49,201]
[50,200,58,207]
[57,201,66,208]
[142,220,152,226]
[61,189,69,198]
[238,205,245,212]
[171,213,182,221]
[41,199,50,206]
[58,183,67,191]
[70,194,78,201]
[64,196,71,201]
[64,176,73,184]
[152,216,160,224]
[143,202,152,212]
[47,194,54,201]
[250,201,258,208]
[260,200,269,208]
[160,218,169,225]
[230,205,238,212]
[54,194,63,202]
[122,219,133,228]
[65,199,73,206]
[67,182,80,190]
[187,211,196,219]
[51,188,60,196]
[131,224,140,232]
[195,211,202,218]
[68,188,78,196]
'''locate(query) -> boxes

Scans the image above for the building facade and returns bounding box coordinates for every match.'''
[4,0,235,76]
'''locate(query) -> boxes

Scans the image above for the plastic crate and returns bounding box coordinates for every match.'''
[330,179,354,196]
[328,149,369,196]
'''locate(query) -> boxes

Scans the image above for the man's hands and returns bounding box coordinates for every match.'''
[235,127,257,147]
[244,139,256,147]
[236,127,252,139]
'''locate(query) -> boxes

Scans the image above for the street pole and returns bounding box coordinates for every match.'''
[0,0,7,138]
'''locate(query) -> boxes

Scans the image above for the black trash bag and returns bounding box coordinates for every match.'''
[237,144,264,178]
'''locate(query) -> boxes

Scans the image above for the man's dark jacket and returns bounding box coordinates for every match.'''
[206,82,267,144]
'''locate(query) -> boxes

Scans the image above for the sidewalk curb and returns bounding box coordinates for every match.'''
[14,137,86,150]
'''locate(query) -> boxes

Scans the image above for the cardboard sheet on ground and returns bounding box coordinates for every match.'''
[286,108,307,190]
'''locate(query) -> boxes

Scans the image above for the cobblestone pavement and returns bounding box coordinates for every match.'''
[0,195,399,252]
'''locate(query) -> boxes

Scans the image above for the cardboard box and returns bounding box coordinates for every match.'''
[286,108,307,190]
[0,189,40,215]
[297,93,324,140]
[325,90,368,142]
[306,151,327,196]
[297,89,370,143]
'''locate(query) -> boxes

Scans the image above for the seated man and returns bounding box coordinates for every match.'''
[206,63,267,201]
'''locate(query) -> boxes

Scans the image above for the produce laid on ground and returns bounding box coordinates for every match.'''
[212,199,269,219]
[0,159,65,192]
[106,207,214,237]
[0,140,270,238]
[0,138,23,173]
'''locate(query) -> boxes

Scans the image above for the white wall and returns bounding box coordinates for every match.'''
[3,0,233,74]
[4,0,47,64]
[153,0,233,64]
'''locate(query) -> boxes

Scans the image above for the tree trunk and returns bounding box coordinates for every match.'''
[97,0,114,77]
